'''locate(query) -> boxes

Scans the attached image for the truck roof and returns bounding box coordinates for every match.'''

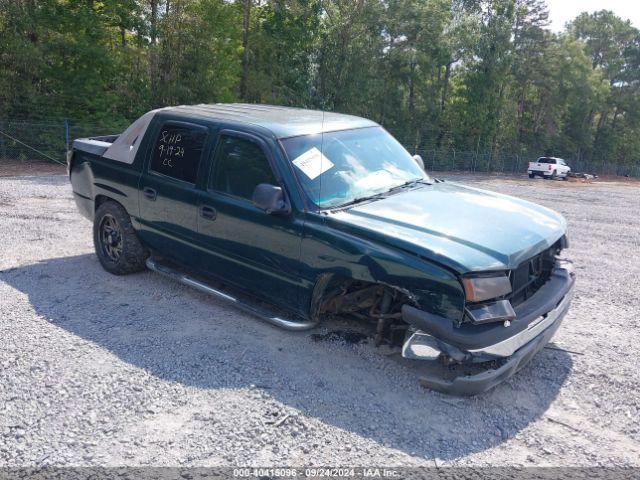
[164,104,379,138]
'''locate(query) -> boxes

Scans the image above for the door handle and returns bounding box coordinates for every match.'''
[143,187,157,200]
[200,205,217,220]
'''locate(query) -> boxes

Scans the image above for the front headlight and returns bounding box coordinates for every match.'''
[461,274,512,302]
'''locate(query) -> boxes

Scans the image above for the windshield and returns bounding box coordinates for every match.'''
[281,126,427,208]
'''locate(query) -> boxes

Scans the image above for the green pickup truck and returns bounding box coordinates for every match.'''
[68,103,575,395]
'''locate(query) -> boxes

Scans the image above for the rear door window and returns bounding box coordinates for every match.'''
[150,121,208,184]
[210,135,277,200]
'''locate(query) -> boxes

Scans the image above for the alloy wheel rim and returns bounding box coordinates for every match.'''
[99,214,123,262]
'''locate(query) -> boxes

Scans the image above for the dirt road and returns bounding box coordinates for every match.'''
[0,173,638,467]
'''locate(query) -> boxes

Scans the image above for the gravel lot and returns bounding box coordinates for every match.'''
[0,173,639,467]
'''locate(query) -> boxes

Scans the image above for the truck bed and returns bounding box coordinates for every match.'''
[72,135,119,157]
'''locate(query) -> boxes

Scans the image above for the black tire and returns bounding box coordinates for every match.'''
[528,173,535,178]
[93,201,149,275]
[551,170,557,180]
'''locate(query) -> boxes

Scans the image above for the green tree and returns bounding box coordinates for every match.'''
[1,0,640,174]
[240,0,322,105]
[570,11,640,168]
[155,0,240,106]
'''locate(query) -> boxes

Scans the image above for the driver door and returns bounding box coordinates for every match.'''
[195,131,307,313]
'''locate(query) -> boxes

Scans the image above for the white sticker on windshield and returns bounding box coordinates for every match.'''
[292,147,334,180]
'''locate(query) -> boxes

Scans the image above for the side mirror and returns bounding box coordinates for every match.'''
[412,154,425,170]
[252,183,289,215]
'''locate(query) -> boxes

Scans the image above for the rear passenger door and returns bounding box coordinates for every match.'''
[195,131,306,311]
[137,119,210,266]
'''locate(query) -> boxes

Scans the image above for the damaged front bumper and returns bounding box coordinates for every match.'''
[401,259,575,396]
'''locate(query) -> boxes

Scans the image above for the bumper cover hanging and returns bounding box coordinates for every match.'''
[401,259,575,395]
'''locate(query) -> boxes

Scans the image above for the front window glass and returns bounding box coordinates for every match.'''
[281,126,426,208]
[210,136,277,200]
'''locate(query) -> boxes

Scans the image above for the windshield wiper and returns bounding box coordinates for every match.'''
[387,178,429,193]
[331,192,387,209]
[329,179,428,210]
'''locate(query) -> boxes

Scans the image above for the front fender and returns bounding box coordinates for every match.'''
[301,215,465,322]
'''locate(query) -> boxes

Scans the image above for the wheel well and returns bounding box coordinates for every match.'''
[311,274,413,346]
[95,195,123,212]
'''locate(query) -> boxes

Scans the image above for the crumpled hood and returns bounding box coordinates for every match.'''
[328,182,567,273]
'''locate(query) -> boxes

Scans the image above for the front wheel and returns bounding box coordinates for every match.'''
[551,170,557,180]
[94,201,148,275]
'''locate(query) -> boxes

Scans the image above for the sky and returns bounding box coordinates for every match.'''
[547,0,640,31]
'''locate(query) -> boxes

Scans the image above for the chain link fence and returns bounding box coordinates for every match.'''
[402,145,640,178]
[0,119,128,166]
[1,119,639,177]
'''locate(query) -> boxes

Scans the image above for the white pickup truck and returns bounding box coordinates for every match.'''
[528,157,571,180]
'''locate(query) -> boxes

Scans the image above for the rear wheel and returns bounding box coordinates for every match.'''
[551,170,557,180]
[528,173,535,178]
[94,201,148,275]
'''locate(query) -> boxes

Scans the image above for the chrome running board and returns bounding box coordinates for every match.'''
[146,258,318,331]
